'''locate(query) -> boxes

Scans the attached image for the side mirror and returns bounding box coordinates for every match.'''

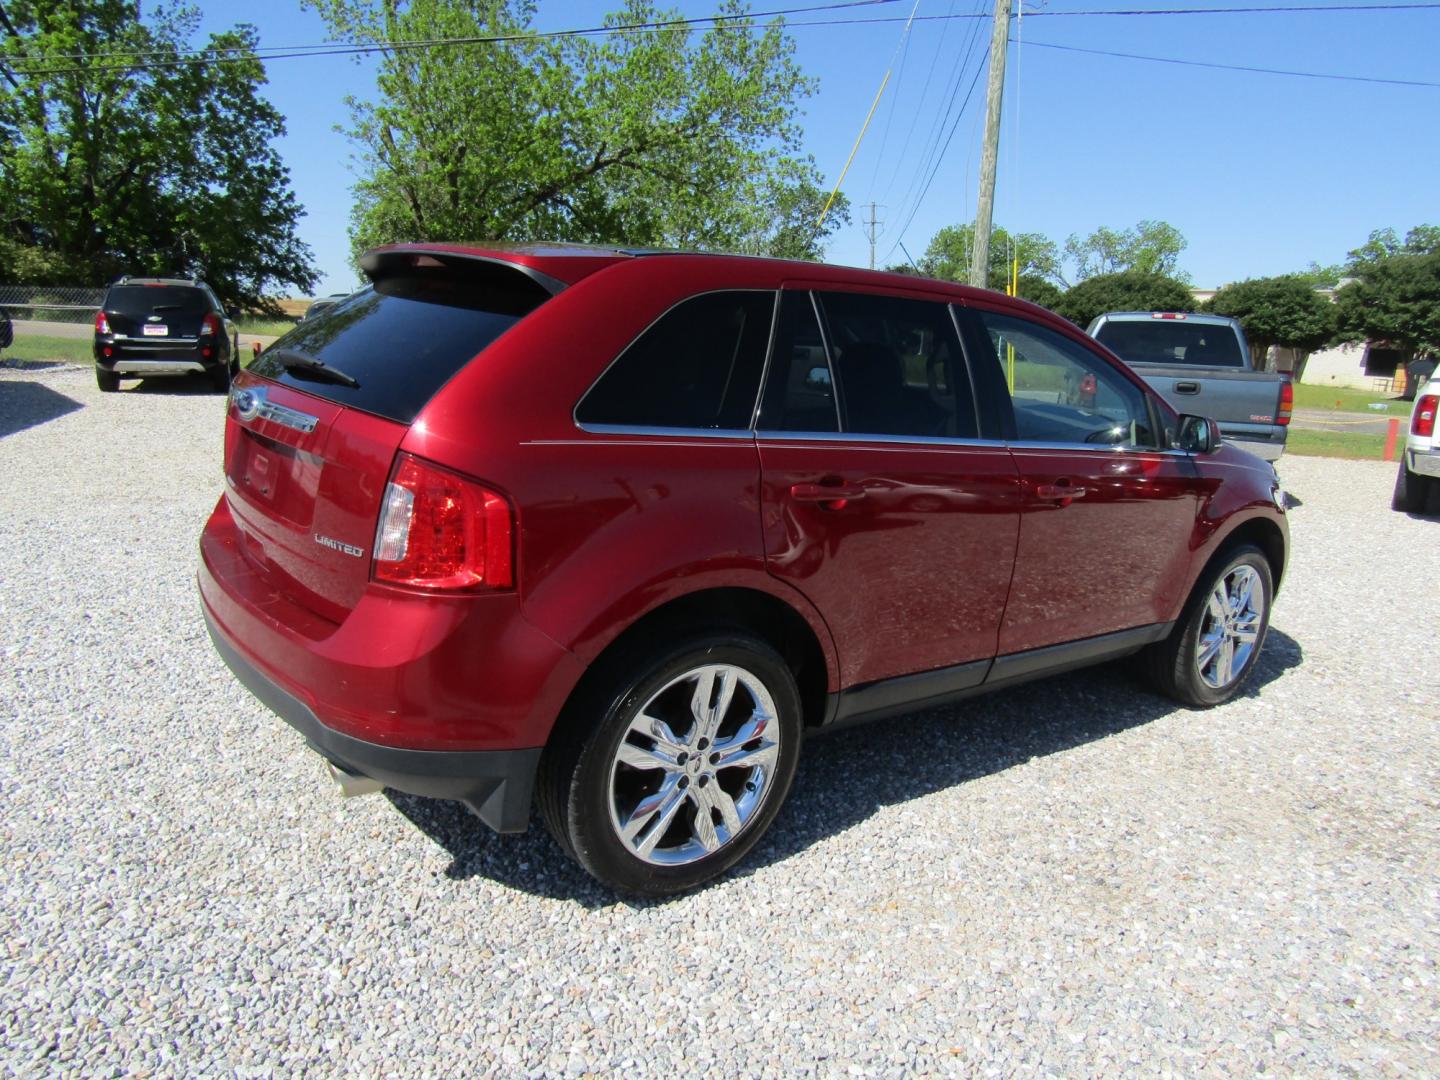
[1176,414,1222,454]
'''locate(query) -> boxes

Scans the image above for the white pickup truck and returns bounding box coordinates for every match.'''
[1393,374,1440,513]
[1088,311,1292,462]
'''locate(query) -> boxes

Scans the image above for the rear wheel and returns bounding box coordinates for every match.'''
[95,368,120,393]
[209,364,232,392]
[539,631,802,897]
[1392,462,1434,513]
[1142,544,1273,708]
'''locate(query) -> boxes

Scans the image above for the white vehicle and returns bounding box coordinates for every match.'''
[1393,374,1440,513]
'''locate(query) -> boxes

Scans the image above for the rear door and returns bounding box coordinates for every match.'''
[103,284,210,350]
[224,257,553,625]
[960,304,1205,655]
[756,287,1022,689]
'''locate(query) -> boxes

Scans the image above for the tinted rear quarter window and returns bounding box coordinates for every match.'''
[1096,320,1245,368]
[577,291,775,430]
[250,264,549,424]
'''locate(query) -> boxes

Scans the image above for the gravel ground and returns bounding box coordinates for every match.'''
[2,364,1437,1077]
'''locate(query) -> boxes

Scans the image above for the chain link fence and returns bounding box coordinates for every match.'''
[0,286,105,325]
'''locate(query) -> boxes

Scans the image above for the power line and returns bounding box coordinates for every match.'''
[882,0,991,250]
[13,2,1438,75]
[874,0,965,208]
[1021,37,1440,87]
[6,0,904,73]
[881,51,989,264]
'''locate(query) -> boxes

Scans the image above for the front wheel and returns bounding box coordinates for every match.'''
[539,632,802,897]
[1142,545,1274,708]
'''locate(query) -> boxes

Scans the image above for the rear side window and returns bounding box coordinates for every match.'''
[577,291,775,431]
[1095,320,1246,368]
[251,262,548,424]
[817,292,978,440]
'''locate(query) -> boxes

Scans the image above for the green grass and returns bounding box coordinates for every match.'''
[1,334,93,366]
[233,316,296,338]
[1293,382,1412,415]
[1283,428,1401,461]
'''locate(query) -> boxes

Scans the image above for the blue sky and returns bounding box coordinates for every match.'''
[197,1,1440,294]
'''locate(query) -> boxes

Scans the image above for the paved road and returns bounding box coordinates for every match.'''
[1290,406,1409,437]
[12,319,280,349]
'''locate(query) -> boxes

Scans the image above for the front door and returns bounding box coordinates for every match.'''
[960,305,1204,656]
[755,288,1023,689]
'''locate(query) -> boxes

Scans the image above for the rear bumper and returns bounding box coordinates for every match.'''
[205,614,540,832]
[1223,432,1285,462]
[1408,447,1440,479]
[95,335,226,376]
[103,359,209,376]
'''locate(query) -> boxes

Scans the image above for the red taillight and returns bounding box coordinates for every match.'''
[95,311,110,334]
[1278,378,1293,426]
[1151,312,1187,320]
[372,453,513,591]
[1414,394,1438,439]
[201,313,222,337]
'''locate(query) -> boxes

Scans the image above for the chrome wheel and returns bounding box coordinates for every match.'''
[607,663,781,867]
[1195,564,1265,689]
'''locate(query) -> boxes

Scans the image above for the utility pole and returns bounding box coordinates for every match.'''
[969,0,1012,290]
[864,202,883,270]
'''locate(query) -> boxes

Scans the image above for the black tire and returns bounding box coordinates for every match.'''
[95,367,120,393]
[538,630,803,897]
[1141,544,1274,708]
[1392,462,1438,514]
[209,364,231,392]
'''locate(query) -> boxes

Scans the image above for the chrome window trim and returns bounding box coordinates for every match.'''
[1006,439,1189,456]
[573,423,754,440]
[754,429,1006,449]
[572,288,778,433]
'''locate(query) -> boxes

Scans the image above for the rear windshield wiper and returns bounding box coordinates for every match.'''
[269,347,361,389]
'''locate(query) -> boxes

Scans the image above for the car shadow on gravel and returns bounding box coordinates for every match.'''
[126,374,225,395]
[388,627,1303,907]
[0,378,84,438]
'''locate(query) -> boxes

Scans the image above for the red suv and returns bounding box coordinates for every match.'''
[200,244,1289,896]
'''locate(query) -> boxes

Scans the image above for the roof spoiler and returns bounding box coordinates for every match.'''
[359,247,568,297]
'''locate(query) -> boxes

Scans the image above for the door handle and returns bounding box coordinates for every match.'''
[1034,482,1090,502]
[1175,381,1200,394]
[790,482,867,505]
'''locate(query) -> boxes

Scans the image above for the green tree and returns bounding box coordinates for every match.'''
[316,0,846,261]
[1062,220,1188,283]
[918,222,1061,292]
[1051,270,1195,329]
[1334,251,1440,379]
[1205,276,1337,374]
[0,1,317,311]
[1345,224,1440,270]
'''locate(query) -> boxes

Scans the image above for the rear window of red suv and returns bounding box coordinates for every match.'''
[249,263,549,424]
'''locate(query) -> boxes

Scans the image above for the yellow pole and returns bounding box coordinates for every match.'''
[817,71,891,228]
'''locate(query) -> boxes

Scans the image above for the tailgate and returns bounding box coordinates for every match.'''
[219,250,558,625]
[1130,366,1284,427]
[223,379,408,623]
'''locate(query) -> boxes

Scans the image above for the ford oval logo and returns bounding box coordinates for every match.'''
[232,387,263,421]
